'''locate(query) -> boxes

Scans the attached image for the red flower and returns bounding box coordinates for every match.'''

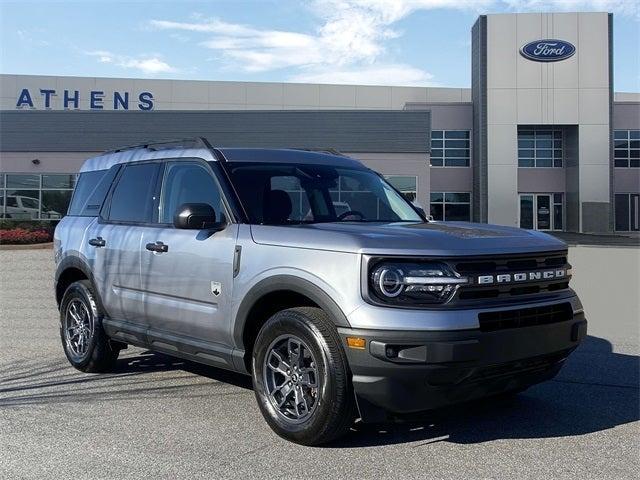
[0,228,52,245]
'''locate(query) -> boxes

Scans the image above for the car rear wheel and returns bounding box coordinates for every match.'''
[252,307,355,445]
[59,280,119,373]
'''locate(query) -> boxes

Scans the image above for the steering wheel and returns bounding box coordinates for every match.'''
[337,210,366,221]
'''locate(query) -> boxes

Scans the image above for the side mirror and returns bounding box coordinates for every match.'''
[174,203,222,230]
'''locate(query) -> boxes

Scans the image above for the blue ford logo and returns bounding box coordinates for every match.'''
[520,39,575,62]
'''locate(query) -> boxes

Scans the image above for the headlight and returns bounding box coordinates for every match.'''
[369,261,468,305]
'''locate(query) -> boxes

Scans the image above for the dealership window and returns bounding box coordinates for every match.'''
[614,130,640,168]
[430,131,470,167]
[518,128,563,168]
[430,192,471,221]
[519,193,563,231]
[384,175,417,203]
[615,193,639,231]
[0,173,76,220]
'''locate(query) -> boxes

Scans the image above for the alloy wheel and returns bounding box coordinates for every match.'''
[64,298,94,361]
[263,334,320,423]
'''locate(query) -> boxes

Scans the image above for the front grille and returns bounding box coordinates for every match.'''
[455,253,567,274]
[459,281,570,300]
[453,251,570,301]
[478,302,573,332]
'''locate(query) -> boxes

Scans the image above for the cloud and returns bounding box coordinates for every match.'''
[85,50,176,74]
[148,0,639,85]
[148,5,441,82]
[291,63,436,86]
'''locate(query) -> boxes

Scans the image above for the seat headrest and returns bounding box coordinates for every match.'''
[263,189,292,224]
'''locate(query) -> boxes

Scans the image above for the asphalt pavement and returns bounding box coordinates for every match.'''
[0,247,638,480]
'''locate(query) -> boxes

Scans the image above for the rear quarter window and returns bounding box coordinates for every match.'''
[67,166,120,217]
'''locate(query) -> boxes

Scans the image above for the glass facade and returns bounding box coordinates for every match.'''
[430,192,471,221]
[614,130,640,168]
[430,131,471,167]
[518,128,563,168]
[0,173,75,220]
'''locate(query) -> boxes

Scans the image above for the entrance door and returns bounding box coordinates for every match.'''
[519,193,561,231]
[536,194,552,230]
[615,193,640,232]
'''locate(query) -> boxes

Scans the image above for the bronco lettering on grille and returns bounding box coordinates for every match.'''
[477,269,568,285]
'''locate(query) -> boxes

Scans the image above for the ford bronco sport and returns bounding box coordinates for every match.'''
[54,138,587,445]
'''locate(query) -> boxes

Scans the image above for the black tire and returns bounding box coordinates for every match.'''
[252,307,355,445]
[59,279,119,373]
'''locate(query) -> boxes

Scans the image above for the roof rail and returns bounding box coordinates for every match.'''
[295,147,346,156]
[103,136,214,154]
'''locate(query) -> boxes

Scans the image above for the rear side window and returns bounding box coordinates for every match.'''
[107,163,161,223]
[68,166,119,217]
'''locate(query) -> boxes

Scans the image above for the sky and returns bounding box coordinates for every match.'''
[0,0,639,91]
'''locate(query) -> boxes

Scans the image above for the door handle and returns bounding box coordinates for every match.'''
[88,237,106,247]
[146,241,168,253]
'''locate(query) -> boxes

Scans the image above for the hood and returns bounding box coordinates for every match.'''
[250,221,567,256]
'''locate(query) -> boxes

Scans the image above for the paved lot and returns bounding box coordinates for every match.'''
[1,247,638,480]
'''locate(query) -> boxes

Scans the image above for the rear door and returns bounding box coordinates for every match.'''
[139,160,238,358]
[89,161,162,330]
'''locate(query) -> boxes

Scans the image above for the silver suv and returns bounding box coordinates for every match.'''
[54,138,587,445]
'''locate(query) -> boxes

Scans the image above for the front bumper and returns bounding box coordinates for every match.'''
[338,310,587,422]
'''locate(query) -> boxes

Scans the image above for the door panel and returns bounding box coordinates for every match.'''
[84,222,143,323]
[139,225,238,343]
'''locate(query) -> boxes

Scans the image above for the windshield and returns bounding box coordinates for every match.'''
[225,162,422,225]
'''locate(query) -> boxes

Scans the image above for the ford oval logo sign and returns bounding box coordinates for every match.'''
[520,39,576,62]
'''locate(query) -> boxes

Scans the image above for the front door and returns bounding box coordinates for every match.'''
[519,193,562,231]
[139,160,238,359]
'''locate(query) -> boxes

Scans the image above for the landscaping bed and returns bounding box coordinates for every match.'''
[0,221,56,246]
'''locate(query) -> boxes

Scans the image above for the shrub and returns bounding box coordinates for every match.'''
[0,228,52,245]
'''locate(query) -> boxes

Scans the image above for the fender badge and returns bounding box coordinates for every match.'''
[211,281,222,297]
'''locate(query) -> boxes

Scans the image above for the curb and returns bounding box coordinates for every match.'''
[0,242,54,251]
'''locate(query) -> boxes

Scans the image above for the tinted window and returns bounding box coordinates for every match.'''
[68,166,120,217]
[160,162,224,224]
[108,163,160,223]
[227,162,421,225]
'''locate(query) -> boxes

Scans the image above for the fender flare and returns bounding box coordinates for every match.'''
[233,274,351,348]
[54,255,107,314]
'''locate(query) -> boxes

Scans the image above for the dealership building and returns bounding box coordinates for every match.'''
[0,11,638,232]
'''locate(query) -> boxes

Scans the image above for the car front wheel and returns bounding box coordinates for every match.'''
[252,307,355,445]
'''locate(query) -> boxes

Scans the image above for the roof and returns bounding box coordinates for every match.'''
[79,141,365,173]
[217,148,364,168]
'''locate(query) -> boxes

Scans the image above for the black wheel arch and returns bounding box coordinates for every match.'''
[55,256,107,315]
[234,275,351,371]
